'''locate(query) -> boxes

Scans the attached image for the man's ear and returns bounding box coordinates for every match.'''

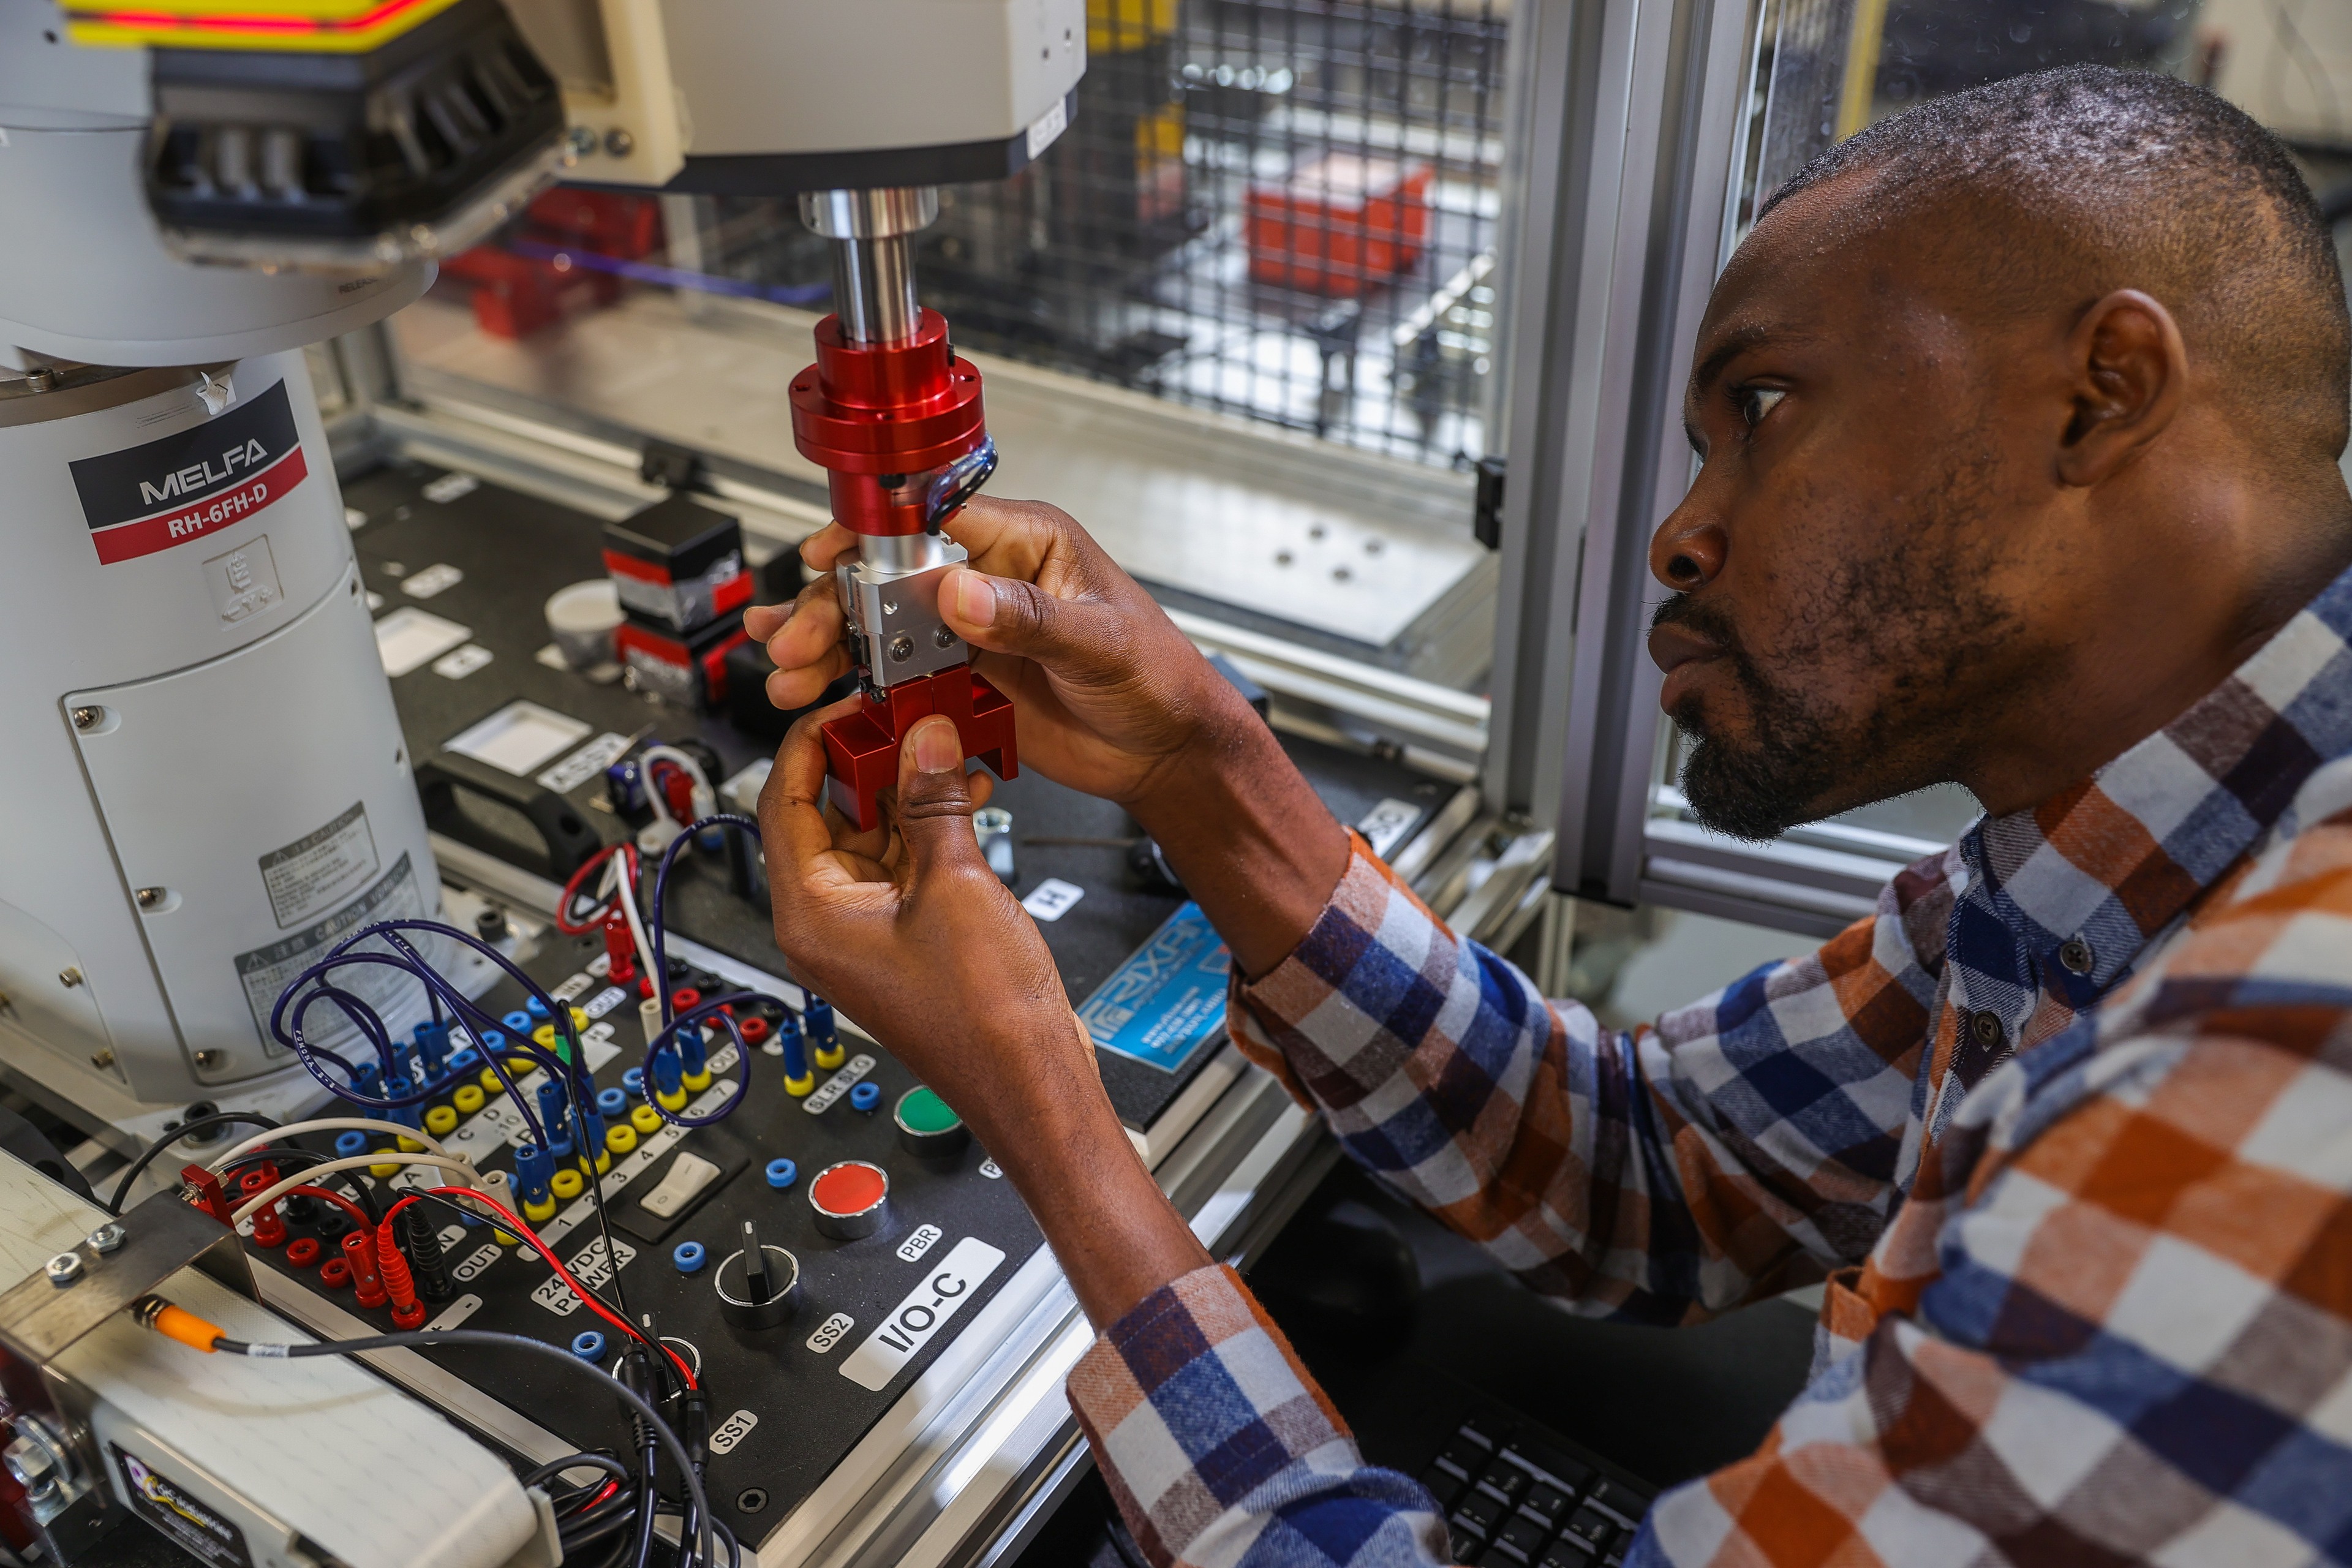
[2056,288,2188,486]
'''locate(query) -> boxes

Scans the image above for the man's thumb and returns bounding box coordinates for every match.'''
[941,567,1099,665]
[895,715,986,869]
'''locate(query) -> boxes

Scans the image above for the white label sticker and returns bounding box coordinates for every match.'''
[453,1242,502,1283]
[233,855,423,1053]
[588,952,611,978]
[422,472,479,503]
[582,986,629,1020]
[1027,96,1069,159]
[1355,797,1423,859]
[896,1224,943,1263]
[532,1275,584,1316]
[707,1410,758,1455]
[425,1294,483,1331]
[1022,878,1085,922]
[839,1237,1007,1391]
[401,561,465,598]
[804,1053,877,1115]
[979,1159,1003,1180]
[552,973,594,1003]
[257,800,378,930]
[566,1235,636,1290]
[806,1313,854,1355]
[539,731,632,795]
[433,643,492,679]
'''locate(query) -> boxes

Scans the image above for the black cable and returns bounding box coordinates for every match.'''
[522,1452,634,1491]
[107,1112,280,1215]
[206,1329,712,1567]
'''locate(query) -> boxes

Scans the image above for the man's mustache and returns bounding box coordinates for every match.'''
[1650,592,1740,650]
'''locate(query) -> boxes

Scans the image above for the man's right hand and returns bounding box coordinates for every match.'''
[744,496,1248,810]
[742,493,1353,978]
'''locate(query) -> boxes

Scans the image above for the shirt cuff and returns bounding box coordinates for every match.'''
[1067,1264,1362,1562]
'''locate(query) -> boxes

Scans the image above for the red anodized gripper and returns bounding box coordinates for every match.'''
[790,303,1016,832]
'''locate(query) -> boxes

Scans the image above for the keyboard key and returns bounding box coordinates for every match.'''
[1450,1525,1487,1562]
[1439,1432,1494,1477]
[1499,1514,1550,1557]
[1456,1490,1507,1532]
[1479,1458,1534,1505]
[1420,1463,1466,1510]
[1506,1442,1593,1494]
[1538,1536,1596,1568]
[1561,1504,1617,1551]
[1480,1543,1530,1566]
[1583,1479,1646,1526]
[1520,1481,1573,1530]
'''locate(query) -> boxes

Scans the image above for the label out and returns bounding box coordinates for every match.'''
[839,1237,1006,1391]
[73,379,306,565]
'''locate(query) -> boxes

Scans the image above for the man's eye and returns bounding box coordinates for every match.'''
[1738,386,1785,428]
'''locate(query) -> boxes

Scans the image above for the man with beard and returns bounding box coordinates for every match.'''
[747,65,2352,1566]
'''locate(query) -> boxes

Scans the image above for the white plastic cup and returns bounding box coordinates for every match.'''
[546,579,623,671]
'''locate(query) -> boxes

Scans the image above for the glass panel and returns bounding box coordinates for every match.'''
[388,0,1513,687]
[1651,0,2352,870]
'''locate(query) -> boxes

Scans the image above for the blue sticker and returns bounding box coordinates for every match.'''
[1077,902,1231,1074]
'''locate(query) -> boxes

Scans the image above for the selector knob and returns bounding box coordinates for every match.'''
[715,1219,800,1329]
[809,1161,890,1240]
[894,1087,969,1162]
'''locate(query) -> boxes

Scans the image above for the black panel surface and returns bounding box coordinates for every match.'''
[252,929,1042,1548]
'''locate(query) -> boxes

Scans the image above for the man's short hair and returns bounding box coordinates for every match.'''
[1762,66,2351,466]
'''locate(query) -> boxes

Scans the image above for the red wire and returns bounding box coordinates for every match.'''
[285,1183,372,1233]
[554,843,638,935]
[389,1188,697,1389]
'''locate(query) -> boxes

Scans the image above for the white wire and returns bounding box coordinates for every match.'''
[230,1153,478,1224]
[609,850,658,986]
[208,1119,451,1173]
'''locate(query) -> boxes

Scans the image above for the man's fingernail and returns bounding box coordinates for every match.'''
[951,571,995,628]
[913,720,962,774]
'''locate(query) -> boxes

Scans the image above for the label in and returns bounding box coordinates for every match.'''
[257,801,379,930]
[839,1237,1006,1391]
[73,380,306,565]
[1076,902,1231,1073]
[234,853,423,1052]
[114,1446,253,1568]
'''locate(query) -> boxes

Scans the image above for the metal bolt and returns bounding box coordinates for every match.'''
[23,367,56,393]
[135,887,166,910]
[933,625,957,649]
[44,1253,81,1287]
[70,706,100,730]
[193,1049,225,1071]
[603,127,635,157]
[86,1223,124,1254]
[89,1049,113,1070]
[5,1435,56,1496]
[888,634,914,663]
[57,968,81,989]
[566,125,597,158]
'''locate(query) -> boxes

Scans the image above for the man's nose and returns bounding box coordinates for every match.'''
[1649,496,1726,590]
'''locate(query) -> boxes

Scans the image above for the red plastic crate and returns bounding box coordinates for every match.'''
[1245,154,1431,296]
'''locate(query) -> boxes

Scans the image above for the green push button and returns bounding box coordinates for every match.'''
[895,1086,969,1160]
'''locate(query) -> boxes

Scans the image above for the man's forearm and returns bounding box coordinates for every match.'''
[1128,707,1352,979]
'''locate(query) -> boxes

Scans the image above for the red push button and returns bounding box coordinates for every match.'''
[809,1160,889,1240]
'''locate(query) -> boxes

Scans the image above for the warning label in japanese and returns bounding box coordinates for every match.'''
[235,853,422,1053]
[257,801,379,930]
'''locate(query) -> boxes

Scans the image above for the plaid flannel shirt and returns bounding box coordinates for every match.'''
[1065,560,2352,1567]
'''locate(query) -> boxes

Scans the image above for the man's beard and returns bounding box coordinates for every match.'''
[1653,594,1852,841]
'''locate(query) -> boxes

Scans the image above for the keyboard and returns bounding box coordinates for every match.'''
[1418,1419,1656,1567]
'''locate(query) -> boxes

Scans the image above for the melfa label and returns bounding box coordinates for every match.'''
[71,380,307,565]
